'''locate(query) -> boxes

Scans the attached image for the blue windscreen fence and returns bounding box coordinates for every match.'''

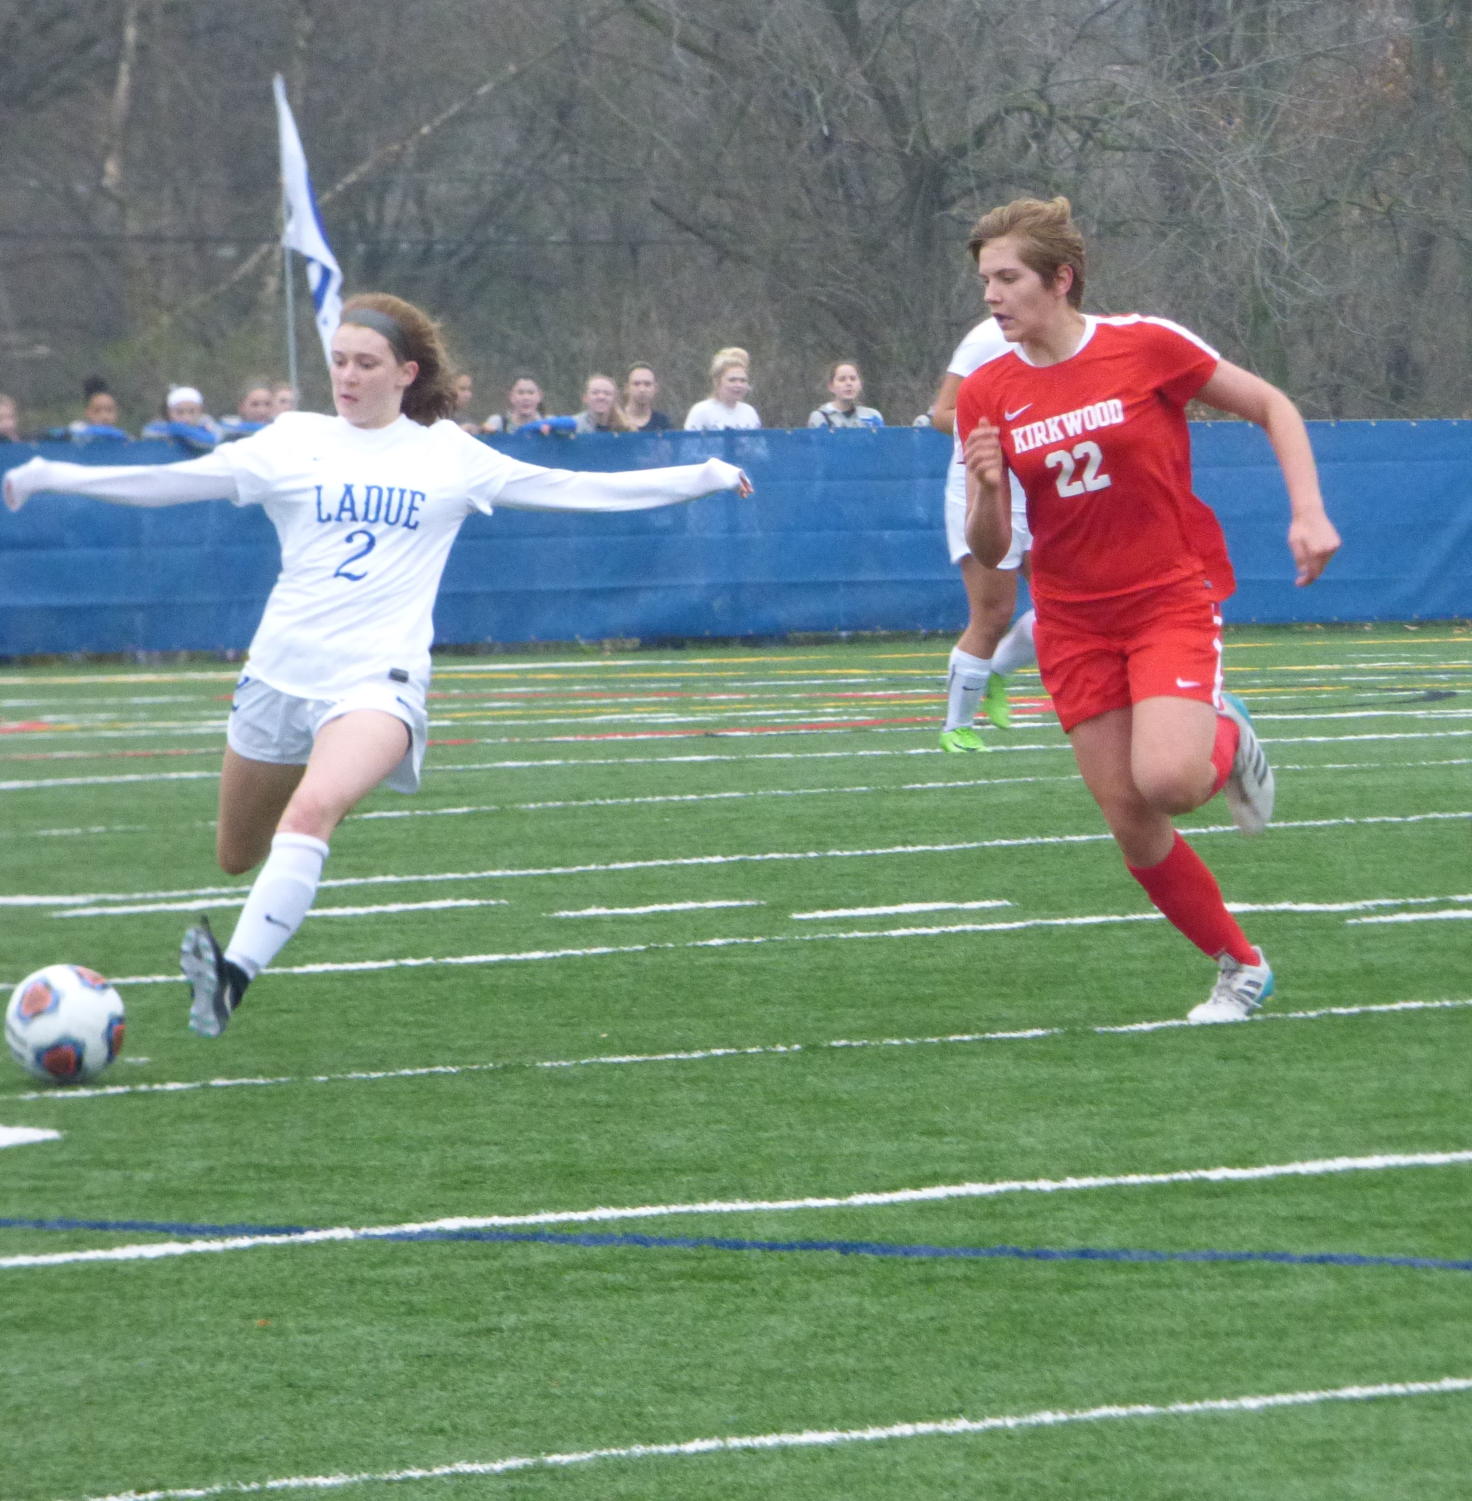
[0,421,1466,656]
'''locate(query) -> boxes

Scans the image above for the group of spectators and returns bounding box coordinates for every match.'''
[468,348,890,436]
[0,376,299,454]
[0,346,896,455]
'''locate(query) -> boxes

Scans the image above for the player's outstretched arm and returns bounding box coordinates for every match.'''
[3,452,239,513]
[1194,360,1341,586]
[485,454,750,513]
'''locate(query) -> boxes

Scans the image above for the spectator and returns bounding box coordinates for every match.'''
[141,385,222,454]
[807,360,884,429]
[683,346,761,430]
[574,373,631,434]
[57,378,130,443]
[0,393,19,442]
[271,382,298,416]
[453,371,480,433]
[483,374,552,434]
[622,363,672,432]
[219,382,276,441]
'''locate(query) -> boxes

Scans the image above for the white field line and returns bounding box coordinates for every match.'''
[4,704,1469,747]
[56,1377,1472,1501]
[0,769,217,791]
[1226,894,1472,915]
[359,772,1080,817]
[57,896,511,920]
[80,892,1467,987]
[1351,909,1472,925]
[444,706,1472,730]
[5,1150,1472,1272]
[550,900,765,917]
[7,756,1472,842]
[793,900,1014,920]
[95,913,1170,986]
[19,998,1471,1105]
[0,1125,60,1149]
[2,725,1470,791]
[5,808,1468,913]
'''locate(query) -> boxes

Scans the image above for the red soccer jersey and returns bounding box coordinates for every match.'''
[954,314,1235,604]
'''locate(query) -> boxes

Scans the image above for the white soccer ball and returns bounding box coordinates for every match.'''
[5,964,126,1085]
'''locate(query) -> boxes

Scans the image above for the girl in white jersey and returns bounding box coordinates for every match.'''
[931,318,1037,751]
[4,293,750,1038]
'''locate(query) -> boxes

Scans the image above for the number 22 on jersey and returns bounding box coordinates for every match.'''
[1043,440,1112,497]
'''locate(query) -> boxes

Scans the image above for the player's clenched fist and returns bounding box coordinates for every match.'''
[963,421,1005,492]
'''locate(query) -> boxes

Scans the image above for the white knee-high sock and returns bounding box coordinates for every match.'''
[224,832,329,979]
[992,609,1037,677]
[944,646,991,731]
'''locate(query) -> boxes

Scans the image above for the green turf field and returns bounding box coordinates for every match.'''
[1,626,1469,1499]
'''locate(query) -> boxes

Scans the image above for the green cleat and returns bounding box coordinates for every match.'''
[982,672,1012,729]
[939,726,989,753]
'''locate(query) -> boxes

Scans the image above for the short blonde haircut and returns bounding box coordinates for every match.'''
[708,346,750,393]
[967,196,1087,309]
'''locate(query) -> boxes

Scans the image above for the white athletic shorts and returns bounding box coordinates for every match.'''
[226,672,429,795]
[945,490,1031,569]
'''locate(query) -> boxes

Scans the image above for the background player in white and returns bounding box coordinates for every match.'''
[931,318,1037,752]
[4,292,750,1038]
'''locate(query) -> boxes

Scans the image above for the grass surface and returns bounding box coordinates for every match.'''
[1,625,1469,1499]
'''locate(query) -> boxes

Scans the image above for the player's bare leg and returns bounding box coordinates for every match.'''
[185,712,411,1036]
[215,748,306,875]
[1069,704,1271,1022]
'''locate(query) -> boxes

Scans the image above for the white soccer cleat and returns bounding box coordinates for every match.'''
[1219,691,1274,835]
[180,917,242,1038]
[1188,949,1275,1024]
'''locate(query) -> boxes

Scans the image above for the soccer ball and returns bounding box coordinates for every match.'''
[5,964,126,1085]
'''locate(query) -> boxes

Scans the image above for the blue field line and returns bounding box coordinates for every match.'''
[3,1215,1470,1272]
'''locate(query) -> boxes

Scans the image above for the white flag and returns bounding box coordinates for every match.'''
[273,74,342,368]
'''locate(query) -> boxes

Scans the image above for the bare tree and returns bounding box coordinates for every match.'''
[1,0,1469,423]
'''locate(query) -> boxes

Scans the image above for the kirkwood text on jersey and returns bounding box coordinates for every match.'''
[1010,400,1125,453]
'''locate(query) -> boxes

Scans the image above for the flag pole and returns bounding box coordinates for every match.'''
[281,220,299,401]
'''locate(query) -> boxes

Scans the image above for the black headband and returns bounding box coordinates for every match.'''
[340,307,411,362]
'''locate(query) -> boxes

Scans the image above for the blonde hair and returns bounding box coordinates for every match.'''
[708,346,750,394]
[966,196,1087,309]
[340,292,458,425]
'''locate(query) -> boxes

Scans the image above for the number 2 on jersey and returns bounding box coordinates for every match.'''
[334,528,376,581]
[1044,440,1112,497]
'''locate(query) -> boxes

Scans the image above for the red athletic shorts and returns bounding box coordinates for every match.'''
[1034,576,1224,733]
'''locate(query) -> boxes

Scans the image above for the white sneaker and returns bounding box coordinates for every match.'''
[1219,691,1274,835]
[1187,949,1274,1024]
[180,917,244,1037]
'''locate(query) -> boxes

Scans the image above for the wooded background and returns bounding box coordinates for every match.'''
[1,0,1467,429]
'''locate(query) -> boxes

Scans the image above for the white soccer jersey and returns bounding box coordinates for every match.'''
[944,318,1027,512]
[11,413,742,699]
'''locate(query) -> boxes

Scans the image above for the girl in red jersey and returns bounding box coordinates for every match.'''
[955,197,1340,1023]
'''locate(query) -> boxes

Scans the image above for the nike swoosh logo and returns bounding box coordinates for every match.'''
[1005,405,1032,421]
[1176,678,1202,689]
[264,914,292,930]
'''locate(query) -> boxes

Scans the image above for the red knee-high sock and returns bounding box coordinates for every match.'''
[1208,712,1239,798]
[1127,832,1258,963]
